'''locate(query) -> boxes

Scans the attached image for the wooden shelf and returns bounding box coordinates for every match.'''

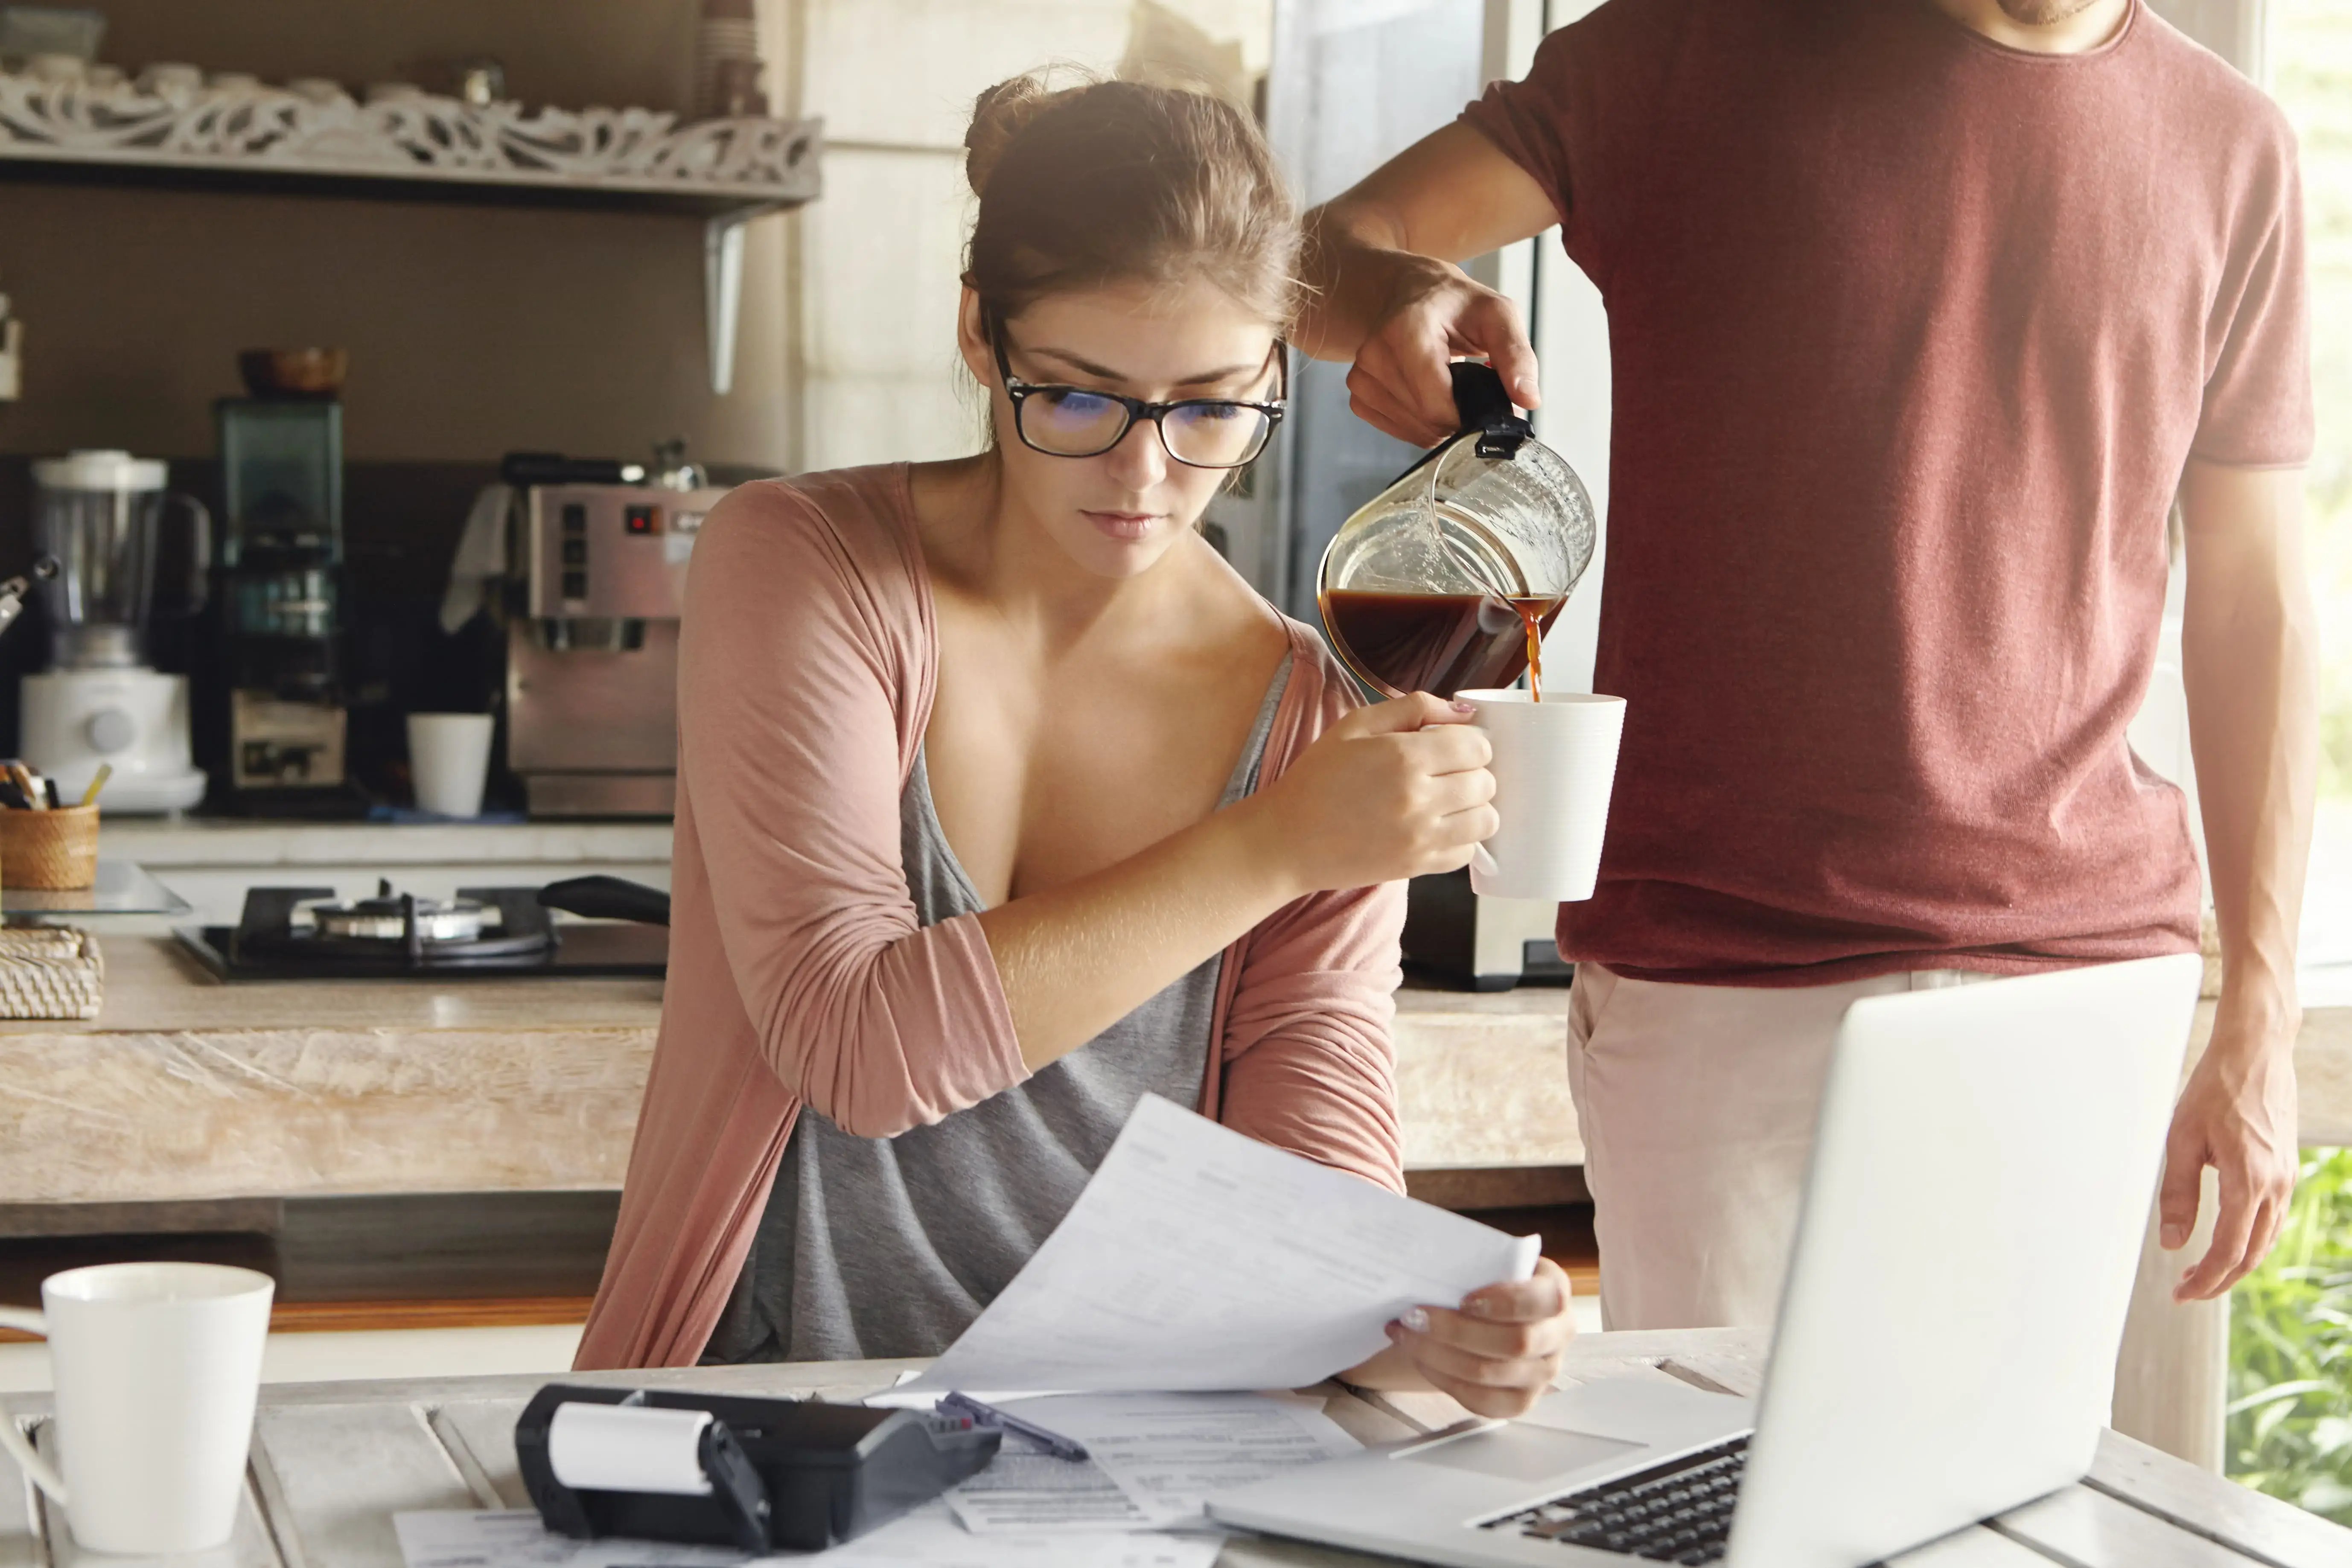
[0,128,818,219]
[0,68,822,391]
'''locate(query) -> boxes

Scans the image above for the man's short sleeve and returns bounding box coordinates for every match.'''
[1459,26,1578,228]
[2193,138,2315,468]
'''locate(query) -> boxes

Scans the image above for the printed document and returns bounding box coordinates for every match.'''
[939,1391,1358,1532]
[395,1511,743,1568]
[902,1093,1539,1394]
[941,1433,1151,1532]
[1002,1391,1361,1526]
[818,1501,1221,1567]
[394,1507,1219,1568]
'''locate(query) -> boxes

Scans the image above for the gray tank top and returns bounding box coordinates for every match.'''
[705,655,1293,1364]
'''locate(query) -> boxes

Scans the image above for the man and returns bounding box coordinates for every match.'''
[1300,0,2314,1328]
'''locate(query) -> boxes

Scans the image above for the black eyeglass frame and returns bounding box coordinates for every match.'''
[987,311,1288,470]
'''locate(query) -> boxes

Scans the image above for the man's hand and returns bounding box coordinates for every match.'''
[1341,255,1540,447]
[2175,458,2317,1302]
[1297,122,1560,446]
[2159,1019,2299,1300]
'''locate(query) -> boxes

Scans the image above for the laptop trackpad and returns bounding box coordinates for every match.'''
[1401,1424,1646,1483]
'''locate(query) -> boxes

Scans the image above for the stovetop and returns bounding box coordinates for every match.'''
[174,885,667,982]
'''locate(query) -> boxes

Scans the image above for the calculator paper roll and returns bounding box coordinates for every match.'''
[547,1403,716,1495]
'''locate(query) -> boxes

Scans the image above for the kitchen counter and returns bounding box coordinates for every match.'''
[0,937,1582,1208]
[6,938,2349,1211]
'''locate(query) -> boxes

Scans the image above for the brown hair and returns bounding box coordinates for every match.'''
[962,73,1302,328]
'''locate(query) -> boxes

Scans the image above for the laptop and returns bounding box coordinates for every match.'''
[1208,953,2202,1567]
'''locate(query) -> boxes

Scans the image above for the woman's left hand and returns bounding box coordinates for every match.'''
[1384,1258,1577,1418]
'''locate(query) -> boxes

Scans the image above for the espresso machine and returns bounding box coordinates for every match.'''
[501,469,729,816]
[213,397,351,808]
[20,450,210,812]
[1402,872,1572,990]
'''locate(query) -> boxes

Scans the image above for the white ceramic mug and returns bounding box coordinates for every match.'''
[408,712,496,818]
[0,1262,274,1554]
[1457,689,1627,902]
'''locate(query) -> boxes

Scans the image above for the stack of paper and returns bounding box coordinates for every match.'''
[395,1095,1539,1568]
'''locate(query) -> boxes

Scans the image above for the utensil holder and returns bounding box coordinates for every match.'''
[0,804,98,889]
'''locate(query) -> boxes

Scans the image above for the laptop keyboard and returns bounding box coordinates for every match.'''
[1481,1435,1749,1563]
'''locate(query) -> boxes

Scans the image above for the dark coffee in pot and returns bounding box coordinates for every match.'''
[1320,590,1565,701]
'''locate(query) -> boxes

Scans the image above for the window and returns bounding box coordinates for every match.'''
[2225,0,2352,1527]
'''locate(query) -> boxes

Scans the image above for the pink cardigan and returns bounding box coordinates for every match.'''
[575,465,1408,1370]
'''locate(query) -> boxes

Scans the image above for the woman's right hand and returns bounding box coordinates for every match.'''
[1250,692,1497,893]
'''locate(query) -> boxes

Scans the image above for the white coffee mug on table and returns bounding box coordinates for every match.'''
[408,712,496,818]
[0,1262,274,1555]
[1457,689,1627,902]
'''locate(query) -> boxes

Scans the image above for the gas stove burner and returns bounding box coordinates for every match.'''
[309,880,492,944]
[174,883,670,982]
[216,883,556,972]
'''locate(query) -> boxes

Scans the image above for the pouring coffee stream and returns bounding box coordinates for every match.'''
[1316,362,1595,702]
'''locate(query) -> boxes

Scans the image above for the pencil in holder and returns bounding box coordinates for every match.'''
[0,804,99,890]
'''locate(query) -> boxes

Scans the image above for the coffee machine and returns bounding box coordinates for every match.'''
[20,450,210,812]
[213,397,350,807]
[1402,872,1572,991]
[502,476,729,816]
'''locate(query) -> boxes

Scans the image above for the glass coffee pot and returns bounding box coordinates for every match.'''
[1318,362,1595,699]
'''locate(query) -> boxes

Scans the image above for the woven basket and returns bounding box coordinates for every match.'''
[0,927,102,1019]
[0,804,98,890]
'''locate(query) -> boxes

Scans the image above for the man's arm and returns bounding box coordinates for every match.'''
[1298,122,1560,445]
[2167,459,2315,1300]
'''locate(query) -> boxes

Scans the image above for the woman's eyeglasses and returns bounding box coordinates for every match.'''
[990,315,1286,470]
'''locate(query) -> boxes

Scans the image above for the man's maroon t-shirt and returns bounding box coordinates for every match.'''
[1462,0,2312,985]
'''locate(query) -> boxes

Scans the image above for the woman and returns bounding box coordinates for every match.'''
[577,74,1575,1416]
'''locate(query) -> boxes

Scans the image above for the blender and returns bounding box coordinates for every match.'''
[20,450,210,812]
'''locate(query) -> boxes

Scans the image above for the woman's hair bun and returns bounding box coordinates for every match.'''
[965,75,1062,200]
[961,67,1302,330]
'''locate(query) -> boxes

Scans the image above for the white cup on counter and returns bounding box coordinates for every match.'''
[408,712,496,818]
[0,1262,274,1555]
[1456,688,1627,902]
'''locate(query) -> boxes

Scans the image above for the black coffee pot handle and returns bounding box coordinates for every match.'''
[1449,361,1532,460]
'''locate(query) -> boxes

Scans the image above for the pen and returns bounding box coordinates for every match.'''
[935,1392,1090,1461]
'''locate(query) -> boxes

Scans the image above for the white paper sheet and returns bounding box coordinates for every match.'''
[814,1501,1221,1568]
[902,1093,1540,1394]
[938,1392,1359,1533]
[1003,1391,1362,1527]
[941,1433,1152,1533]
[394,1510,748,1568]
[393,1507,1220,1568]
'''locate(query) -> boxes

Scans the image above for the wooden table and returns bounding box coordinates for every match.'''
[2,1329,2343,1567]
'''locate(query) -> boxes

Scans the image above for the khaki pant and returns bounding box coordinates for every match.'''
[1565,962,1986,1330]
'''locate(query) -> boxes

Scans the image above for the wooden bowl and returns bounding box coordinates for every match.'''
[0,804,99,890]
[239,347,348,399]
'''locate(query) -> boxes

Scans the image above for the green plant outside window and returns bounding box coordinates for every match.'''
[2229,1147,2352,1521]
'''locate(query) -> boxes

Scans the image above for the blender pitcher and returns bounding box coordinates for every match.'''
[20,451,213,813]
[31,449,210,670]
[1317,363,1595,699]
